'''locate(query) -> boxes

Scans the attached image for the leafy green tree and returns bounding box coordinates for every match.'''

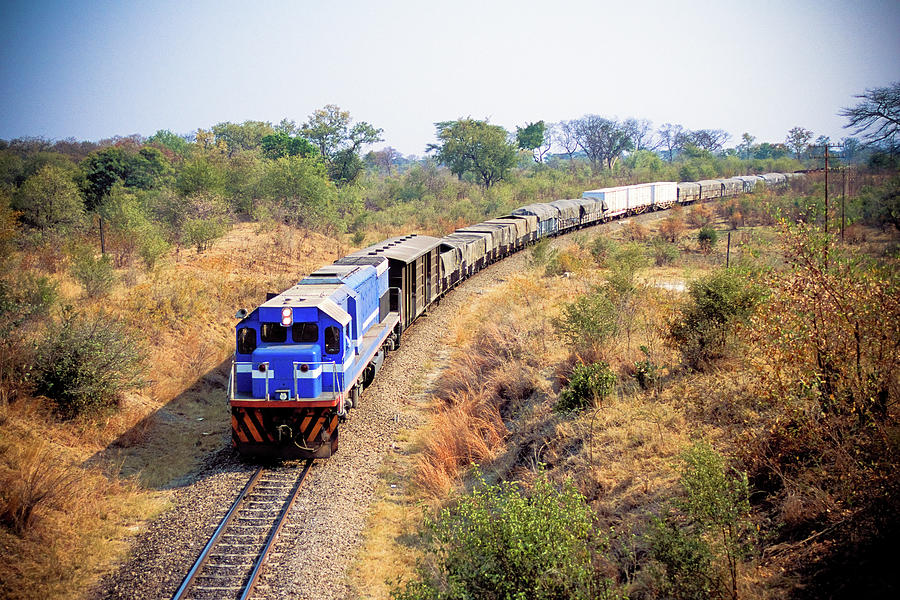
[300,105,382,185]
[14,164,84,233]
[430,118,517,188]
[516,120,550,163]
[258,155,340,229]
[211,120,275,156]
[81,146,171,210]
[839,81,900,145]
[146,129,190,157]
[785,126,813,159]
[260,132,318,160]
[175,156,227,196]
[554,287,619,354]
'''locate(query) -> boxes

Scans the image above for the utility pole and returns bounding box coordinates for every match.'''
[824,144,829,235]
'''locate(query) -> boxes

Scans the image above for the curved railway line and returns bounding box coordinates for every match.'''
[171,460,313,600]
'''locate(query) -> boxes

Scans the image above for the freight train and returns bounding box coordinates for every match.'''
[228,172,800,459]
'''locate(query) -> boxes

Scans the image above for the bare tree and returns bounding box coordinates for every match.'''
[573,115,633,172]
[553,120,581,164]
[658,123,684,162]
[839,82,900,145]
[683,129,730,153]
[623,118,657,151]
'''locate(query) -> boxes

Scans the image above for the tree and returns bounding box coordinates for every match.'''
[258,155,339,228]
[658,123,685,162]
[429,118,517,188]
[574,115,633,172]
[623,117,656,151]
[211,120,275,156]
[81,147,171,210]
[786,126,814,159]
[516,121,551,163]
[738,132,756,159]
[553,120,581,165]
[14,165,84,233]
[682,129,730,153]
[300,105,382,185]
[839,81,900,145]
[260,132,318,160]
[147,129,190,157]
[369,146,402,174]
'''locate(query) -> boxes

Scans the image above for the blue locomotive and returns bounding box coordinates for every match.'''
[230,257,399,458]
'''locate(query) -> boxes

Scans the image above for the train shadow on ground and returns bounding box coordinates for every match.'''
[83,357,253,490]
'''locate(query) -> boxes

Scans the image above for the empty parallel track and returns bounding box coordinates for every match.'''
[171,460,313,600]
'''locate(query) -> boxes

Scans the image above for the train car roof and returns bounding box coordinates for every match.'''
[349,234,442,263]
[512,203,557,219]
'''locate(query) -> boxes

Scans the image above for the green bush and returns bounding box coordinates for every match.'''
[70,246,116,298]
[633,345,659,390]
[669,268,764,368]
[182,217,227,253]
[392,473,615,600]
[529,238,554,266]
[553,289,618,353]
[648,443,751,600]
[697,226,718,254]
[31,309,145,418]
[557,361,617,412]
[590,235,617,266]
[650,238,680,266]
[648,515,716,600]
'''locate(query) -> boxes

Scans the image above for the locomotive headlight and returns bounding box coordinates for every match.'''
[278,391,288,401]
[299,363,309,373]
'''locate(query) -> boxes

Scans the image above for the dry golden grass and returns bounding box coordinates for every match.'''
[0,220,345,599]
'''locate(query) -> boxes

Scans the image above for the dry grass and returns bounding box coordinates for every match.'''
[0,221,344,598]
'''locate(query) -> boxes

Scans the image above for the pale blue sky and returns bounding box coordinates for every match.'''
[1,0,898,155]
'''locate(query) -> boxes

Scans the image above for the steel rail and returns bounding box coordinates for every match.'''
[172,466,264,600]
[239,458,313,600]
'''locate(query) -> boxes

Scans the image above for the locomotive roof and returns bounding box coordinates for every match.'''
[260,283,352,326]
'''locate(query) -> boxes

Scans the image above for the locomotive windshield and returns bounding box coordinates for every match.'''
[237,327,256,355]
[292,322,318,343]
[260,323,287,343]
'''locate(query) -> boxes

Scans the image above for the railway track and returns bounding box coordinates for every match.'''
[171,459,313,600]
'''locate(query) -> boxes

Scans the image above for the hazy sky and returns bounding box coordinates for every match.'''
[1,0,898,155]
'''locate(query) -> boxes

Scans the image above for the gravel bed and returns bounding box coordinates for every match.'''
[91,212,670,600]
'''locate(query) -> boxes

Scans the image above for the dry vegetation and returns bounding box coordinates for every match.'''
[0,220,356,599]
[353,180,900,600]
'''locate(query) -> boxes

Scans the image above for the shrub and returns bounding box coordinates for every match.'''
[648,515,716,600]
[650,238,680,266]
[31,309,145,418]
[545,247,586,277]
[697,226,718,254]
[529,238,554,266]
[633,345,659,390]
[687,204,713,227]
[182,216,227,253]
[557,361,616,412]
[590,235,617,266]
[70,246,116,298]
[658,215,685,243]
[622,220,648,242]
[669,268,764,368]
[393,473,614,600]
[554,289,618,353]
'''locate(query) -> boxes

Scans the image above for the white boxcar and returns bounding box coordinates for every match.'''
[626,183,653,213]
[583,185,630,218]
[650,182,678,209]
